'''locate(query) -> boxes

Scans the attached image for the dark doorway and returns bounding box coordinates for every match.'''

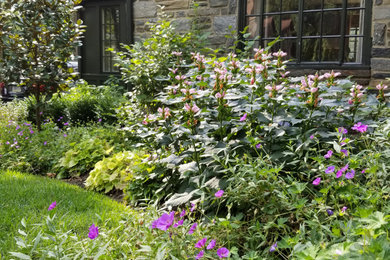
[79,0,132,84]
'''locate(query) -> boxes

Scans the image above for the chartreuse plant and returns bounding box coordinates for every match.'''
[0,0,84,130]
[85,150,151,193]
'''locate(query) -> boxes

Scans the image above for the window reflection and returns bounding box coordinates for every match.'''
[101,7,120,73]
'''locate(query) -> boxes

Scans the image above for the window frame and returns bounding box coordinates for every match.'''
[238,0,372,70]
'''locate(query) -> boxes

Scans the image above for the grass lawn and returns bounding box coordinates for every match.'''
[0,170,128,256]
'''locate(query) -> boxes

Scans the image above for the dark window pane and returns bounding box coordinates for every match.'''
[301,38,320,61]
[282,0,299,11]
[304,0,322,10]
[348,0,363,8]
[344,37,363,62]
[324,0,342,9]
[263,40,280,52]
[321,38,340,61]
[303,12,321,36]
[263,15,280,38]
[246,16,261,40]
[281,14,297,36]
[322,11,342,35]
[101,6,120,73]
[246,0,261,15]
[346,9,363,35]
[280,39,297,60]
[265,0,280,13]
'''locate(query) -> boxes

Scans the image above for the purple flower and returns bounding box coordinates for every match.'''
[327,209,334,216]
[256,143,262,149]
[173,219,184,228]
[325,166,335,174]
[188,223,197,234]
[361,168,367,174]
[190,203,196,212]
[337,127,348,134]
[88,224,99,239]
[341,206,347,213]
[341,164,349,172]
[63,134,67,137]
[324,150,333,159]
[340,149,348,156]
[336,170,343,178]
[215,190,224,198]
[345,169,355,179]
[270,242,278,252]
[217,247,230,258]
[351,122,368,133]
[195,238,207,248]
[48,201,56,211]
[240,113,247,122]
[310,135,314,139]
[196,250,204,259]
[155,212,175,231]
[313,177,321,186]
[180,209,186,218]
[43,141,47,146]
[98,118,102,122]
[30,130,34,134]
[207,239,216,250]
[64,122,69,126]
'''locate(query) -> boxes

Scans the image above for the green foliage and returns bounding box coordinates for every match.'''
[26,80,125,126]
[85,151,148,193]
[57,137,113,178]
[112,14,194,107]
[0,0,84,130]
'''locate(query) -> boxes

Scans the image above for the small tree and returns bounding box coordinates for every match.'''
[0,0,84,130]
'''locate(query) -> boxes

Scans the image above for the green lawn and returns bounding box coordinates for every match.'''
[0,170,128,256]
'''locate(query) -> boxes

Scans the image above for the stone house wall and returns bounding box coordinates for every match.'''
[371,0,390,85]
[133,0,237,49]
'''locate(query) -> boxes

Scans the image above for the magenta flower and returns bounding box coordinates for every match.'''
[337,127,348,134]
[155,212,175,231]
[215,190,224,198]
[196,250,204,259]
[325,166,335,174]
[340,149,348,156]
[207,239,216,250]
[88,224,99,239]
[324,150,333,159]
[240,113,247,121]
[351,122,368,133]
[43,141,47,146]
[217,247,230,258]
[312,177,321,186]
[180,209,186,218]
[48,201,56,211]
[256,143,262,149]
[173,219,184,228]
[336,170,343,178]
[345,169,355,179]
[341,206,347,213]
[341,164,349,172]
[190,203,196,212]
[310,135,314,139]
[269,242,278,252]
[195,238,207,248]
[188,223,197,234]
[361,168,367,174]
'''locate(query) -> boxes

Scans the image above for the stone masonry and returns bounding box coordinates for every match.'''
[371,0,390,85]
[133,0,237,49]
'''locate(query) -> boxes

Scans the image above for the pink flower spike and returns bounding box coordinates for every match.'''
[48,201,57,211]
[312,177,321,186]
[215,190,224,198]
[240,113,247,122]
